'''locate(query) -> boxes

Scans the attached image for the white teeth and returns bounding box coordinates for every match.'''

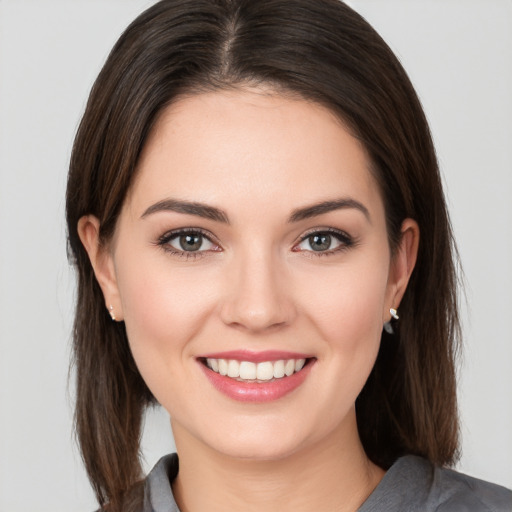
[208,358,219,372]
[227,359,239,378]
[206,357,308,381]
[218,358,228,376]
[256,361,274,380]
[239,361,256,380]
[273,360,285,378]
[284,359,295,376]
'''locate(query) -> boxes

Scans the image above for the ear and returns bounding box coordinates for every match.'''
[384,218,419,322]
[77,215,123,321]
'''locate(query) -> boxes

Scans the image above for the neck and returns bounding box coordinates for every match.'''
[171,411,385,512]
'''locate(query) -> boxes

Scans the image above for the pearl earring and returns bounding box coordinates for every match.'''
[108,305,116,321]
[384,308,399,334]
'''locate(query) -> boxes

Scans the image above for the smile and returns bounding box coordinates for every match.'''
[205,357,306,381]
[198,351,315,402]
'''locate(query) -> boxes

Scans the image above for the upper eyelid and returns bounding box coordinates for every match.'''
[159,227,218,243]
[156,228,220,259]
[292,228,355,255]
[156,228,221,258]
[158,226,350,237]
[156,226,353,250]
[296,226,352,242]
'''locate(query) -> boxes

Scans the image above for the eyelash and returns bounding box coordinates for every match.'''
[156,228,220,260]
[293,228,355,257]
[155,227,356,260]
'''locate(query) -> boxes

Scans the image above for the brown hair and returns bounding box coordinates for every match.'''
[66,0,461,509]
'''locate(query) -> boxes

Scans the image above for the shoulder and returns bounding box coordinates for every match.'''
[360,455,512,512]
[431,461,512,511]
[93,454,180,512]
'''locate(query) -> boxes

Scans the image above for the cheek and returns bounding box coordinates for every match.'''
[316,260,387,404]
[297,254,389,357]
[114,250,218,377]
[299,260,389,419]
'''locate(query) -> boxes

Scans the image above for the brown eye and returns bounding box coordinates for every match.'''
[308,233,332,251]
[166,231,215,252]
[179,233,203,251]
[294,229,353,254]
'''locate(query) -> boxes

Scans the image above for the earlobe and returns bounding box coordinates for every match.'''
[386,218,420,320]
[77,215,123,321]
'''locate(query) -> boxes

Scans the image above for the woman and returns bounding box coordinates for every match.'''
[66,0,512,511]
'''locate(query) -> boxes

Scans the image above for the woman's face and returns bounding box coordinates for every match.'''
[83,88,416,460]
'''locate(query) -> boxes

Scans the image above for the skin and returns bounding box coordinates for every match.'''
[79,88,419,512]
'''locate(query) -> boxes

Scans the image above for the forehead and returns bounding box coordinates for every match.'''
[127,88,383,220]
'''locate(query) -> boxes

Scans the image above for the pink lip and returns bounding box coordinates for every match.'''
[198,357,315,403]
[198,349,312,363]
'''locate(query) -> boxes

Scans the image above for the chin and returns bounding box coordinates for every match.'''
[200,412,334,462]
[172,411,312,462]
[210,434,305,462]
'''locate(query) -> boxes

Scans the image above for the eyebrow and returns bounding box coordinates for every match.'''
[141,199,230,223]
[288,198,370,223]
[141,197,370,224]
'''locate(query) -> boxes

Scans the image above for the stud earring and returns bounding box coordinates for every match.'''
[108,305,116,321]
[384,307,399,334]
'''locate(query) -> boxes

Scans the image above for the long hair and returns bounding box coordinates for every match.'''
[66,1,461,509]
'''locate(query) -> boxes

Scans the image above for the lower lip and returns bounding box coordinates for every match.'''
[199,360,314,403]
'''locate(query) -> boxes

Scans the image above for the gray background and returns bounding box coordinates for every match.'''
[0,1,511,510]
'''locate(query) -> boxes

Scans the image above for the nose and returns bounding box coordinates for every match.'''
[219,248,296,333]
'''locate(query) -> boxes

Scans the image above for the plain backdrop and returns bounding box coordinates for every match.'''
[0,1,511,510]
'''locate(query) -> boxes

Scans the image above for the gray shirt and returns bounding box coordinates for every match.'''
[142,453,512,511]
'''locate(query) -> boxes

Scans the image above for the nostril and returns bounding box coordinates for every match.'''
[218,270,296,331]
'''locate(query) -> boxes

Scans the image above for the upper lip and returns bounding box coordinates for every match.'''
[197,350,313,363]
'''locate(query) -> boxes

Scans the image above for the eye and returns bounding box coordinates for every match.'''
[294,229,353,254]
[157,229,220,256]
[169,232,213,252]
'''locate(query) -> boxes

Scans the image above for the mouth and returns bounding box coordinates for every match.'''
[200,357,311,382]
[197,352,316,402]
